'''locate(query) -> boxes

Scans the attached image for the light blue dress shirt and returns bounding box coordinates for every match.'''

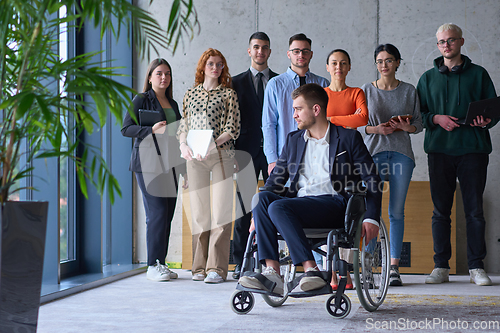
[262,67,329,163]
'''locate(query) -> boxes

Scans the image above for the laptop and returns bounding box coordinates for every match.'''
[455,96,500,125]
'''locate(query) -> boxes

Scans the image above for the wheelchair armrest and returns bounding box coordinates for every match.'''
[344,183,367,196]
[258,185,289,196]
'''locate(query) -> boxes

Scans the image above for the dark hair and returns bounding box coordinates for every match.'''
[249,32,270,45]
[288,33,312,47]
[326,49,351,65]
[143,58,173,98]
[291,83,328,114]
[374,44,402,62]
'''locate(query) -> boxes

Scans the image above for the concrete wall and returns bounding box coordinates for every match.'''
[134,0,500,272]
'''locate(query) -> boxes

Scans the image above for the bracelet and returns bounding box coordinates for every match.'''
[180,141,187,146]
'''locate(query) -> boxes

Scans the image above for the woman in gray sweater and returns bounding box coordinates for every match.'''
[361,44,422,286]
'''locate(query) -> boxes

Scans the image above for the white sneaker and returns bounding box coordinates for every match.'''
[147,260,171,281]
[164,263,178,279]
[204,271,224,284]
[192,273,206,281]
[299,266,327,292]
[469,268,492,286]
[238,266,284,295]
[157,261,178,279]
[425,268,450,284]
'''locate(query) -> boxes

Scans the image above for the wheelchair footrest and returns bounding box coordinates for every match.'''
[287,270,332,297]
[288,284,332,298]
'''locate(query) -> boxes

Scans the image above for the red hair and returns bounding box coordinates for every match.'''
[194,48,232,87]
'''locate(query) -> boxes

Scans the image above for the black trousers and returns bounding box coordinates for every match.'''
[428,153,488,269]
[136,172,177,266]
[232,149,268,266]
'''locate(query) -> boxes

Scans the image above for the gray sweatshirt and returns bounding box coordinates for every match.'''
[360,81,423,163]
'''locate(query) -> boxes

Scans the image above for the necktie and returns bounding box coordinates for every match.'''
[257,72,264,105]
[299,76,306,86]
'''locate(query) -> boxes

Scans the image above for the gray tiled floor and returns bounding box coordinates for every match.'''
[38,270,500,332]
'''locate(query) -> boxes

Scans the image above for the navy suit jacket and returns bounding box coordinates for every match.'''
[233,69,278,158]
[265,124,382,222]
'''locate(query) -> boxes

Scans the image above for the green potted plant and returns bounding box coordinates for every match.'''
[0,0,198,331]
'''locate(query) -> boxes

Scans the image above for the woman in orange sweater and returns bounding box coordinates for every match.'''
[324,49,368,129]
[324,49,368,290]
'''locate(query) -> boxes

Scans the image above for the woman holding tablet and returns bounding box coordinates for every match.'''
[361,44,422,286]
[122,58,182,282]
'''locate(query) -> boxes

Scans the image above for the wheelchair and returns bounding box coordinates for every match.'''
[230,185,390,318]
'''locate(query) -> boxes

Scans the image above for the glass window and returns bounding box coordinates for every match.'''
[59,5,75,263]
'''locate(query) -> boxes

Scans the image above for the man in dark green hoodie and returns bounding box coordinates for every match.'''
[417,23,497,286]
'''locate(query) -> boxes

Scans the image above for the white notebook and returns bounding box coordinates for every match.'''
[186,129,213,158]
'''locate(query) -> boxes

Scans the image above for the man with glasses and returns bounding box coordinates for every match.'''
[417,23,498,286]
[262,33,329,176]
[231,32,278,279]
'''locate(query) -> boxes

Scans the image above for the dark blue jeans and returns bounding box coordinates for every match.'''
[252,191,346,266]
[428,153,488,270]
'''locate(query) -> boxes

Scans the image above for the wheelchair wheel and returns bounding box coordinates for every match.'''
[325,293,351,319]
[230,290,255,314]
[261,240,295,307]
[353,218,390,312]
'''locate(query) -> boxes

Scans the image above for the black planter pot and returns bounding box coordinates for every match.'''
[0,201,48,332]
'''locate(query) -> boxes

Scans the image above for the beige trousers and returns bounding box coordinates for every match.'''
[187,150,234,279]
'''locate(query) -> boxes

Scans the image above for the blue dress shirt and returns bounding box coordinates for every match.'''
[262,67,329,163]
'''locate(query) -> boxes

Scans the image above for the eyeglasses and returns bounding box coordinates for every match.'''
[437,38,459,48]
[375,59,395,66]
[206,62,224,69]
[289,48,311,56]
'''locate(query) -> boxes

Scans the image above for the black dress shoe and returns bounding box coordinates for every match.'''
[232,264,241,279]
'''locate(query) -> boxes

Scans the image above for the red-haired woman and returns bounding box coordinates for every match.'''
[177,48,240,283]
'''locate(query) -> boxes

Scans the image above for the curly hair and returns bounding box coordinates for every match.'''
[143,58,173,98]
[194,48,232,88]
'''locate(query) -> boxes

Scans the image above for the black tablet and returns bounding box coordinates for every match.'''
[138,109,163,126]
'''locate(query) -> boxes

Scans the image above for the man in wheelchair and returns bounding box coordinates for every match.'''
[238,83,382,295]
